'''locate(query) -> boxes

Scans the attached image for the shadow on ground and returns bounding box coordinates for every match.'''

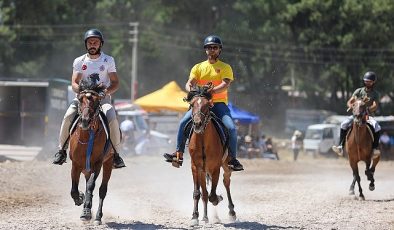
[224,221,299,230]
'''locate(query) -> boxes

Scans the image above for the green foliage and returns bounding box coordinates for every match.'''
[0,0,394,115]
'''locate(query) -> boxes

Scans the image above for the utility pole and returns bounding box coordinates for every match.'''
[129,22,139,103]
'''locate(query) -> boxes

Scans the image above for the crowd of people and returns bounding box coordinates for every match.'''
[237,134,279,160]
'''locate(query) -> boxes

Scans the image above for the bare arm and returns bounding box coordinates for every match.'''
[346,96,356,110]
[369,100,378,113]
[185,78,197,92]
[71,71,82,93]
[212,78,231,94]
[105,72,120,95]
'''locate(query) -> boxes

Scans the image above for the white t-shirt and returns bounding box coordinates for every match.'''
[120,119,134,132]
[73,52,116,88]
[291,135,302,149]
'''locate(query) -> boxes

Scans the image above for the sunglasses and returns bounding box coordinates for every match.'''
[205,46,220,50]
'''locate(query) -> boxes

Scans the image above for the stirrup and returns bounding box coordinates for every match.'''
[164,152,183,168]
[372,149,381,159]
[332,146,343,156]
[53,150,67,165]
[228,159,244,171]
[113,153,126,169]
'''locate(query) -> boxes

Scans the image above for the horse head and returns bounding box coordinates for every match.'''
[77,78,104,130]
[351,97,369,125]
[187,83,213,134]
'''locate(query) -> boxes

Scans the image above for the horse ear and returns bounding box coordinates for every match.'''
[209,99,214,108]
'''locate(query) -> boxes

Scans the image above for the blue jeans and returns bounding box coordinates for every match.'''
[176,102,238,158]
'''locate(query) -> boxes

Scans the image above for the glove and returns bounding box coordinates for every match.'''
[98,90,106,98]
[366,107,371,115]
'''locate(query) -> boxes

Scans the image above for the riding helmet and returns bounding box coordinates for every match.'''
[84,29,104,45]
[203,35,223,48]
[363,71,377,82]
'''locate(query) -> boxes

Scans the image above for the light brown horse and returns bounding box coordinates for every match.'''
[187,84,236,226]
[346,97,380,200]
[69,79,113,224]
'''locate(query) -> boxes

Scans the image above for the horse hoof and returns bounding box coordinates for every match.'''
[80,208,92,221]
[369,185,375,191]
[359,196,365,201]
[228,215,237,223]
[229,211,237,222]
[212,217,221,224]
[76,192,85,206]
[94,220,102,225]
[348,191,355,196]
[202,217,209,224]
[190,219,199,227]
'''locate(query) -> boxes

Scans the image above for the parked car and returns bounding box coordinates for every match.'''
[116,109,172,155]
[303,124,339,157]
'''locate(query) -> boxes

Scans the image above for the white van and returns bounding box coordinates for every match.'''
[303,124,339,156]
[116,109,172,155]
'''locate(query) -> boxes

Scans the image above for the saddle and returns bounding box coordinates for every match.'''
[69,110,111,155]
[347,123,375,143]
[185,111,229,153]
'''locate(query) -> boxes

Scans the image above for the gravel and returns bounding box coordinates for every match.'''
[0,151,394,230]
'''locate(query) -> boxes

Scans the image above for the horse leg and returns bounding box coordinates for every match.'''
[200,171,209,224]
[94,160,112,225]
[80,171,99,221]
[191,166,200,227]
[70,164,84,206]
[350,162,364,200]
[223,164,236,222]
[349,161,358,196]
[208,169,222,206]
[349,177,356,196]
[366,154,380,191]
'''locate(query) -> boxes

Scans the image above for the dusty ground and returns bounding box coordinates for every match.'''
[0,150,394,230]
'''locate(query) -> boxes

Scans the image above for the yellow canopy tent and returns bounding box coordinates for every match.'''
[134,81,189,112]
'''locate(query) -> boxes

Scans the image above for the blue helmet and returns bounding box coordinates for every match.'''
[84,29,104,46]
[203,35,222,48]
[363,71,377,82]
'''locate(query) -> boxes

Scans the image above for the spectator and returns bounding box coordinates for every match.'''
[291,130,303,161]
[264,137,280,160]
[259,135,267,153]
[120,116,135,151]
[380,131,391,159]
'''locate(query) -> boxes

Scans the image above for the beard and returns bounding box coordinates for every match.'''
[208,53,219,60]
[88,47,101,55]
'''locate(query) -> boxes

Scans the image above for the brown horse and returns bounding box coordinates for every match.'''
[346,97,380,200]
[187,84,236,226]
[69,80,113,224]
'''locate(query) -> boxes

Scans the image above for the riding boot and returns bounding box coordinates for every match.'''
[108,119,126,169]
[372,131,381,158]
[228,157,244,171]
[332,128,347,156]
[53,149,67,165]
[113,151,126,168]
[163,151,183,168]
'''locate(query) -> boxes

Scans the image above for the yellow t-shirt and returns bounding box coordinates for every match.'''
[189,60,234,104]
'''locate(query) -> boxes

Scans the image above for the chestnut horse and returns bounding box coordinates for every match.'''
[187,84,236,226]
[346,97,380,200]
[69,79,113,224]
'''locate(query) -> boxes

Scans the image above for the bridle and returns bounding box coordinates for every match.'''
[191,96,211,134]
[78,89,102,129]
[352,100,367,126]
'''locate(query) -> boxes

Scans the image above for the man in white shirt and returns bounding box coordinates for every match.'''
[53,29,125,168]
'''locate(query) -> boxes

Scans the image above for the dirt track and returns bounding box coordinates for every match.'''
[1,151,394,230]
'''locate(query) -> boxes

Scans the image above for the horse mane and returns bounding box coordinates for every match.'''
[79,74,104,93]
[184,86,212,102]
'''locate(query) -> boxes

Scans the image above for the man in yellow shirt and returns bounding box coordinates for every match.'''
[163,35,244,171]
